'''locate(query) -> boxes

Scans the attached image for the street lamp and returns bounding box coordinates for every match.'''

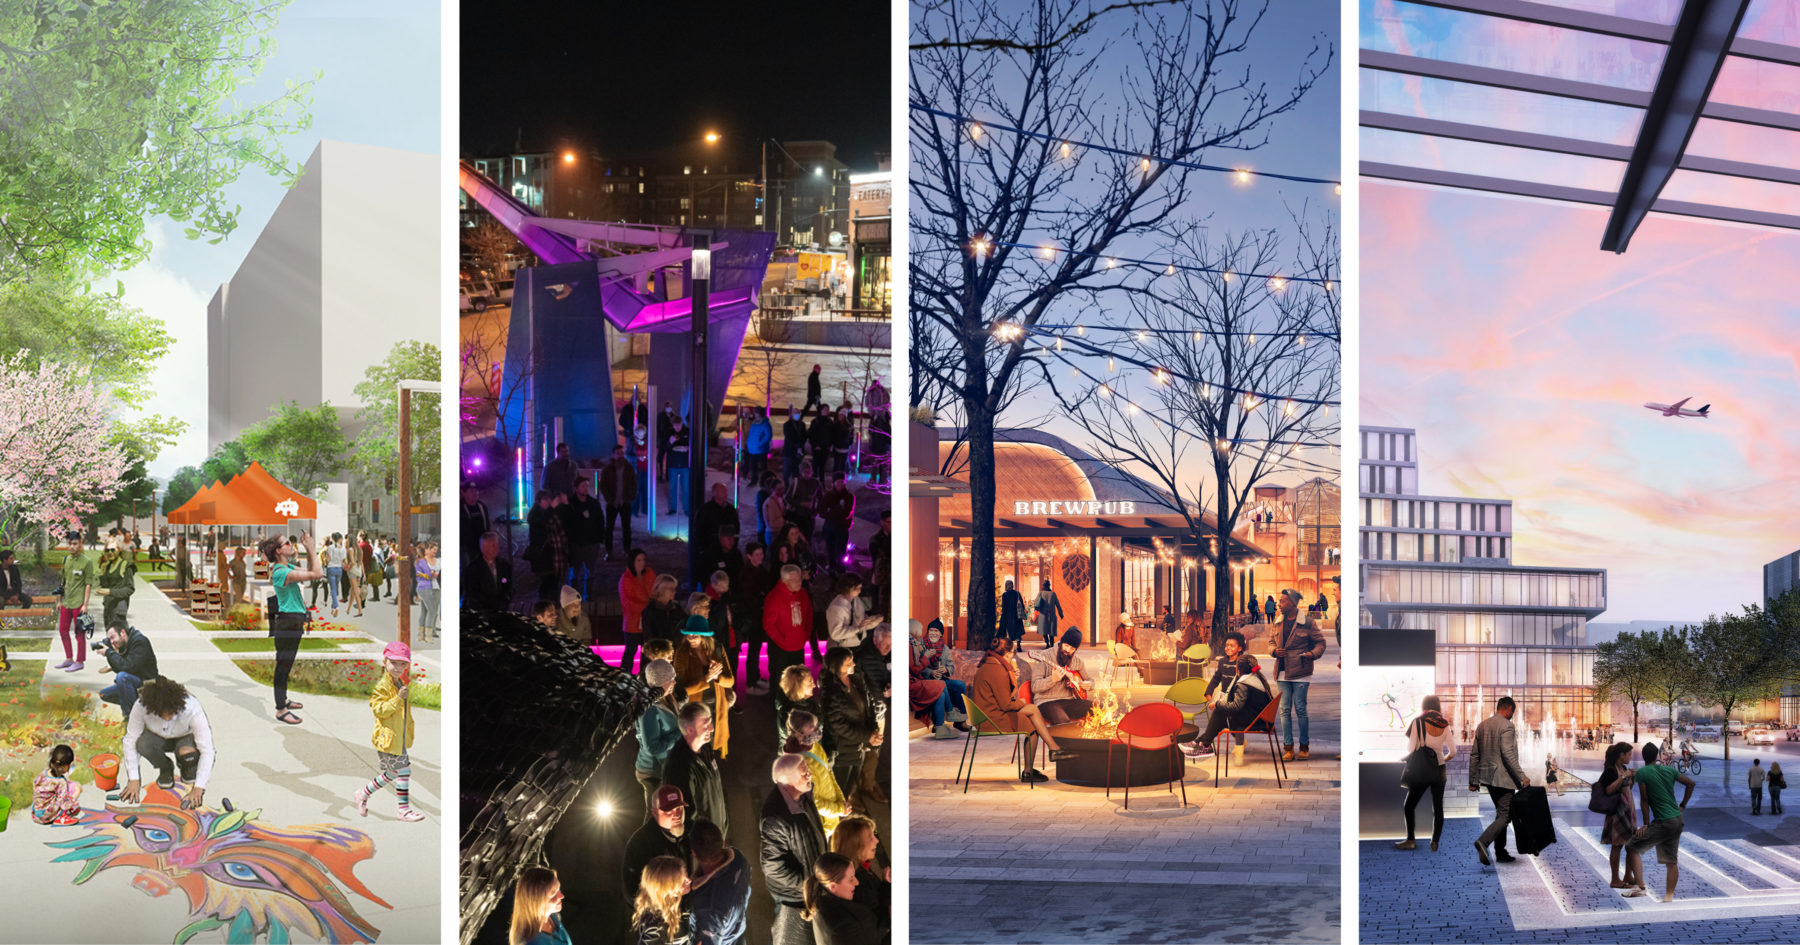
[704,131,720,145]
[562,151,575,164]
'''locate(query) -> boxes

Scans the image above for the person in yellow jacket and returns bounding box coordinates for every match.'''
[354,641,424,822]
[783,707,849,838]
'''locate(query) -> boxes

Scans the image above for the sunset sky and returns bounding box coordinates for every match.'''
[1362,182,1800,623]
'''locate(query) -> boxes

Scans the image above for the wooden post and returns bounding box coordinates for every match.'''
[397,385,413,648]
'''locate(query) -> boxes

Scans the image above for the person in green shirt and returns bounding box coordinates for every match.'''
[258,532,325,726]
[55,529,98,671]
[1625,741,1696,902]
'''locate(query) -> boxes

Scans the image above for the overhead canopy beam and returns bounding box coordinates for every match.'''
[1362,161,1800,231]
[1361,110,1800,187]
[1602,0,1755,253]
[1360,52,1800,133]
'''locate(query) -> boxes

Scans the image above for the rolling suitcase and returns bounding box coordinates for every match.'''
[1512,785,1557,855]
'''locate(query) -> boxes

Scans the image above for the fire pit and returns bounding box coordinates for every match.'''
[1047,720,1195,788]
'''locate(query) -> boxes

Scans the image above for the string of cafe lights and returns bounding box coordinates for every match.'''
[999,319,1341,410]
[913,104,1343,189]
[1035,323,1341,344]
[969,236,1340,289]
[1037,343,1338,457]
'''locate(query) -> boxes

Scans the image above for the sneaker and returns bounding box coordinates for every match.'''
[946,708,969,723]
[931,724,960,739]
[53,659,73,670]
[1181,742,1215,758]
[64,661,83,672]
[1621,886,1647,898]
[155,774,175,790]
[396,807,426,822]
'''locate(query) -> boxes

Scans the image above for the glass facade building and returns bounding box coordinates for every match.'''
[1766,549,1800,724]
[1359,426,1610,730]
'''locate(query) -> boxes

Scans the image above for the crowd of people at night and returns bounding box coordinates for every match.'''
[465,392,893,945]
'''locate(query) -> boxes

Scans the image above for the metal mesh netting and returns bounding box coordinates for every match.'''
[457,609,652,945]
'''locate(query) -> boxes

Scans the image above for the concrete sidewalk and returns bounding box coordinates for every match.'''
[1,576,441,944]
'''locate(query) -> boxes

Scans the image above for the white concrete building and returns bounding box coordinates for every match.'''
[207,139,441,538]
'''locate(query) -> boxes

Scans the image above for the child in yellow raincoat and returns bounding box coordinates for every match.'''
[354,641,423,821]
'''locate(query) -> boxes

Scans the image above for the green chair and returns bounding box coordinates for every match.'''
[955,699,1044,792]
[1176,644,1211,679]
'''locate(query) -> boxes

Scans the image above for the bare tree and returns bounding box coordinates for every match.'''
[910,0,1331,647]
[463,217,522,277]
[1042,224,1339,651]
[459,313,541,452]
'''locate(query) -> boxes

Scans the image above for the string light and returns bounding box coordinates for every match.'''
[915,104,1341,187]
[974,239,1340,287]
[1235,168,1252,184]
[1062,141,1073,158]
[970,235,992,259]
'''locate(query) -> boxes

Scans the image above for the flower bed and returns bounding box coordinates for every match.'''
[228,658,441,710]
[0,662,121,818]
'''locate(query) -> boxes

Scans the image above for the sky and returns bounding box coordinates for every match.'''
[1363,182,1800,623]
[460,0,891,171]
[116,0,442,481]
[938,0,1344,493]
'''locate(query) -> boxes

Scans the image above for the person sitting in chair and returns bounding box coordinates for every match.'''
[1180,633,1272,759]
[0,549,31,608]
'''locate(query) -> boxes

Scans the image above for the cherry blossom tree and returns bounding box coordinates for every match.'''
[0,352,130,546]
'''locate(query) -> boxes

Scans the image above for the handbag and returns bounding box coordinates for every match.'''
[1399,719,1438,786]
[1588,776,1621,814]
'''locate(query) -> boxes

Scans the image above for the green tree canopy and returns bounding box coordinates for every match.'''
[162,440,253,513]
[239,400,346,497]
[92,456,156,530]
[0,0,314,276]
[352,341,440,504]
[1689,606,1787,760]
[1641,626,1701,746]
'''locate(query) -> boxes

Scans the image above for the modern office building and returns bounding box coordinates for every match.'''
[1359,425,1609,730]
[207,139,441,537]
[1767,549,1800,724]
[848,161,892,313]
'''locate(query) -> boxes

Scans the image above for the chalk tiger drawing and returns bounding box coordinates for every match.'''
[45,786,390,943]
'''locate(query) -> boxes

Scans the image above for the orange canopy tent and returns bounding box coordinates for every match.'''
[165,463,318,526]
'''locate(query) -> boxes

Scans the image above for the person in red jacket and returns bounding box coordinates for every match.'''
[618,548,657,673]
[763,564,814,687]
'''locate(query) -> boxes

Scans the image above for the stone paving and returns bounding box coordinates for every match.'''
[1362,803,1800,942]
[911,643,1341,944]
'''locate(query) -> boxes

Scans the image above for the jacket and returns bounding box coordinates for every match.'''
[633,912,695,945]
[819,489,854,530]
[1470,713,1528,790]
[758,786,826,906]
[746,418,774,456]
[641,599,688,644]
[807,415,834,450]
[971,653,1027,732]
[564,493,604,545]
[762,583,814,652]
[555,606,595,644]
[786,737,849,836]
[622,821,692,899]
[821,671,878,758]
[0,562,23,597]
[541,456,576,497]
[634,701,681,776]
[465,555,514,611]
[620,569,658,636]
[825,594,871,649]
[600,459,638,506]
[662,737,728,838]
[811,894,885,945]
[688,848,752,945]
[1271,614,1328,680]
[369,672,415,753]
[459,499,491,555]
[781,419,807,457]
[773,692,821,744]
[103,627,158,680]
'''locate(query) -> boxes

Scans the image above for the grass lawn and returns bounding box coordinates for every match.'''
[0,661,122,820]
[229,658,441,710]
[0,637,50,651]
[207,636,364,654]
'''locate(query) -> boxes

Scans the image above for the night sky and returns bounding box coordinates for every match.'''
[462,0,891,169]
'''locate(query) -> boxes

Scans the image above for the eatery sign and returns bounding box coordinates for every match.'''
[1012,500,1136,516]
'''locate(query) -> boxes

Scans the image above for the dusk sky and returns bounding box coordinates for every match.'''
[1362,182,1800,623]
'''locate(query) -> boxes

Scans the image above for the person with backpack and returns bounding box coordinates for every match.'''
[1395,694,1455,851]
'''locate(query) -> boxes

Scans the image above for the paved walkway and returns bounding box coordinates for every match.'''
[0,576,441,944]
[909,643,1341,944]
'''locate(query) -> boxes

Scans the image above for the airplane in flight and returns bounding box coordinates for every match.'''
[1643,397,1711,418]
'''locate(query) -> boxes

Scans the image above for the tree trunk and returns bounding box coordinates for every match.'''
[1631,701,1639,743]
[1722,706,1732,760]
[966,396,997,652]
[1208,455,1235,655]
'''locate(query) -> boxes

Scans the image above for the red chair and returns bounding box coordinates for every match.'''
[1107,702,1188,810]
[1216,692,1288,787]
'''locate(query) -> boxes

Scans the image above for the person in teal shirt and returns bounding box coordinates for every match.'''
[1625,741,1695,902]
[258,532,325,726]
[55,529,98,671]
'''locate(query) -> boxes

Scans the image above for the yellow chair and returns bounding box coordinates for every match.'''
[955,699,1045,792]
[1176,644,1211,679]
[1162,677,1211,730]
